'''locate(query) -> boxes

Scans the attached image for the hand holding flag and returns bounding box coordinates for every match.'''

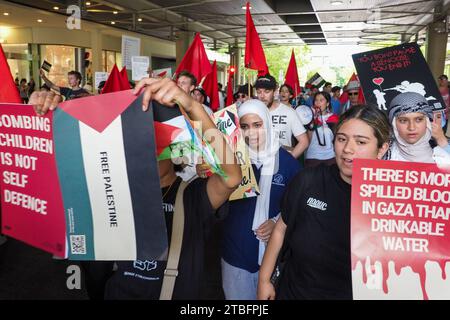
[133,77,195,113]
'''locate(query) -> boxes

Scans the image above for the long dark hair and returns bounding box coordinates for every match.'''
[312,91,333,146]
[335,104,390,148]
[313,91,331,112]
[279,84,295,106]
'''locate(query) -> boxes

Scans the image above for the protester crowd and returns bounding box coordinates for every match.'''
[1,53,450,300]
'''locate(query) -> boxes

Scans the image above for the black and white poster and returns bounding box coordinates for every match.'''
[352,42,445,113]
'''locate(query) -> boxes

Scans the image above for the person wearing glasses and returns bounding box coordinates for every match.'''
[340,80,360,114]
[235,84,253,107]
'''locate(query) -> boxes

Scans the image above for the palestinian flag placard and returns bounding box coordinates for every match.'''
[54,91,167,261]
[0,91,169,261]
[306,72,326,88]
[41,60,52,72]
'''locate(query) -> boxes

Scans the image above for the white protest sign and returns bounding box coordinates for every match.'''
[121,35,141,70]
[131,56,150,81]
[94,72,109,89]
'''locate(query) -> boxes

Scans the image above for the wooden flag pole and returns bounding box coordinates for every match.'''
[295,84,298,108]
[248,71,251,98]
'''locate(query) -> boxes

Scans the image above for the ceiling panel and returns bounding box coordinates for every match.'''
[2,0,447,47]
[256,24,293,33]
[268,38,305,44]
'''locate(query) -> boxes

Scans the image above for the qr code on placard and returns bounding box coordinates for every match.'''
[70,235,86,255]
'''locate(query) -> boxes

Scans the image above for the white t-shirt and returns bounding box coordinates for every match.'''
[270,103,306,147]
[218,91,225,109]
[305,113,335,160]
[203,104,214,116]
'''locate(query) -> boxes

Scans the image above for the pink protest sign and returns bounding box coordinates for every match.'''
[0,104,66,256]
[351,159,450,300]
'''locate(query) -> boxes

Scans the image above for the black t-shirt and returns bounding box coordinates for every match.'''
[59,87,89,100]
[104,177,227,300]
[277,164,352,300]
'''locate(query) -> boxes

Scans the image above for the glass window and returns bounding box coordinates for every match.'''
[115,52,122,69]
[102,50,122,72]
[106,51,115,72]
[3,44,31,82]
[40,45,76,87]
[102,50,106,72]
[85,48,93,86]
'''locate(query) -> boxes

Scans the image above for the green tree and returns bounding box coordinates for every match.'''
[330,66,354,87]
[264,45,311,80]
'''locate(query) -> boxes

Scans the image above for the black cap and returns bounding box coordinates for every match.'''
[237,84,253,95]
[254,74,277,90]
[192,86,207,99]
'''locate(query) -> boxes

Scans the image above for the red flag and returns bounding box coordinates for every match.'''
[120,67,131,90]
[203,60,220,112]
[226,71,234,107]
[101,64,123,94]
[357,76,365,104]
[0,44,21,103]
[175,33,212,83]
[245,2,269,76]
[340,73,365,104]
[284,50,300,96]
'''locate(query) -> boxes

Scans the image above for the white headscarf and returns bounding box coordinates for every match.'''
[238,99,280,265]
[391,116,434,163]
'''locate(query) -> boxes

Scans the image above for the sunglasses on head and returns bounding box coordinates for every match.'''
[348,92,359,96]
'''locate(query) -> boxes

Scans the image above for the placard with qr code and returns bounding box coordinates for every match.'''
[70,235,86,255]
[1,91,168,261]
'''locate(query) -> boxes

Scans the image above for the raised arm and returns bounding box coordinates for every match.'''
[134,77,242,210]
[39,69,60,93]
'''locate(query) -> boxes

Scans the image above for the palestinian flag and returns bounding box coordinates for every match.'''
[244,187,259,198]
[152,101,225,177]
[306,72,326,88]
[53,91,167,261]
